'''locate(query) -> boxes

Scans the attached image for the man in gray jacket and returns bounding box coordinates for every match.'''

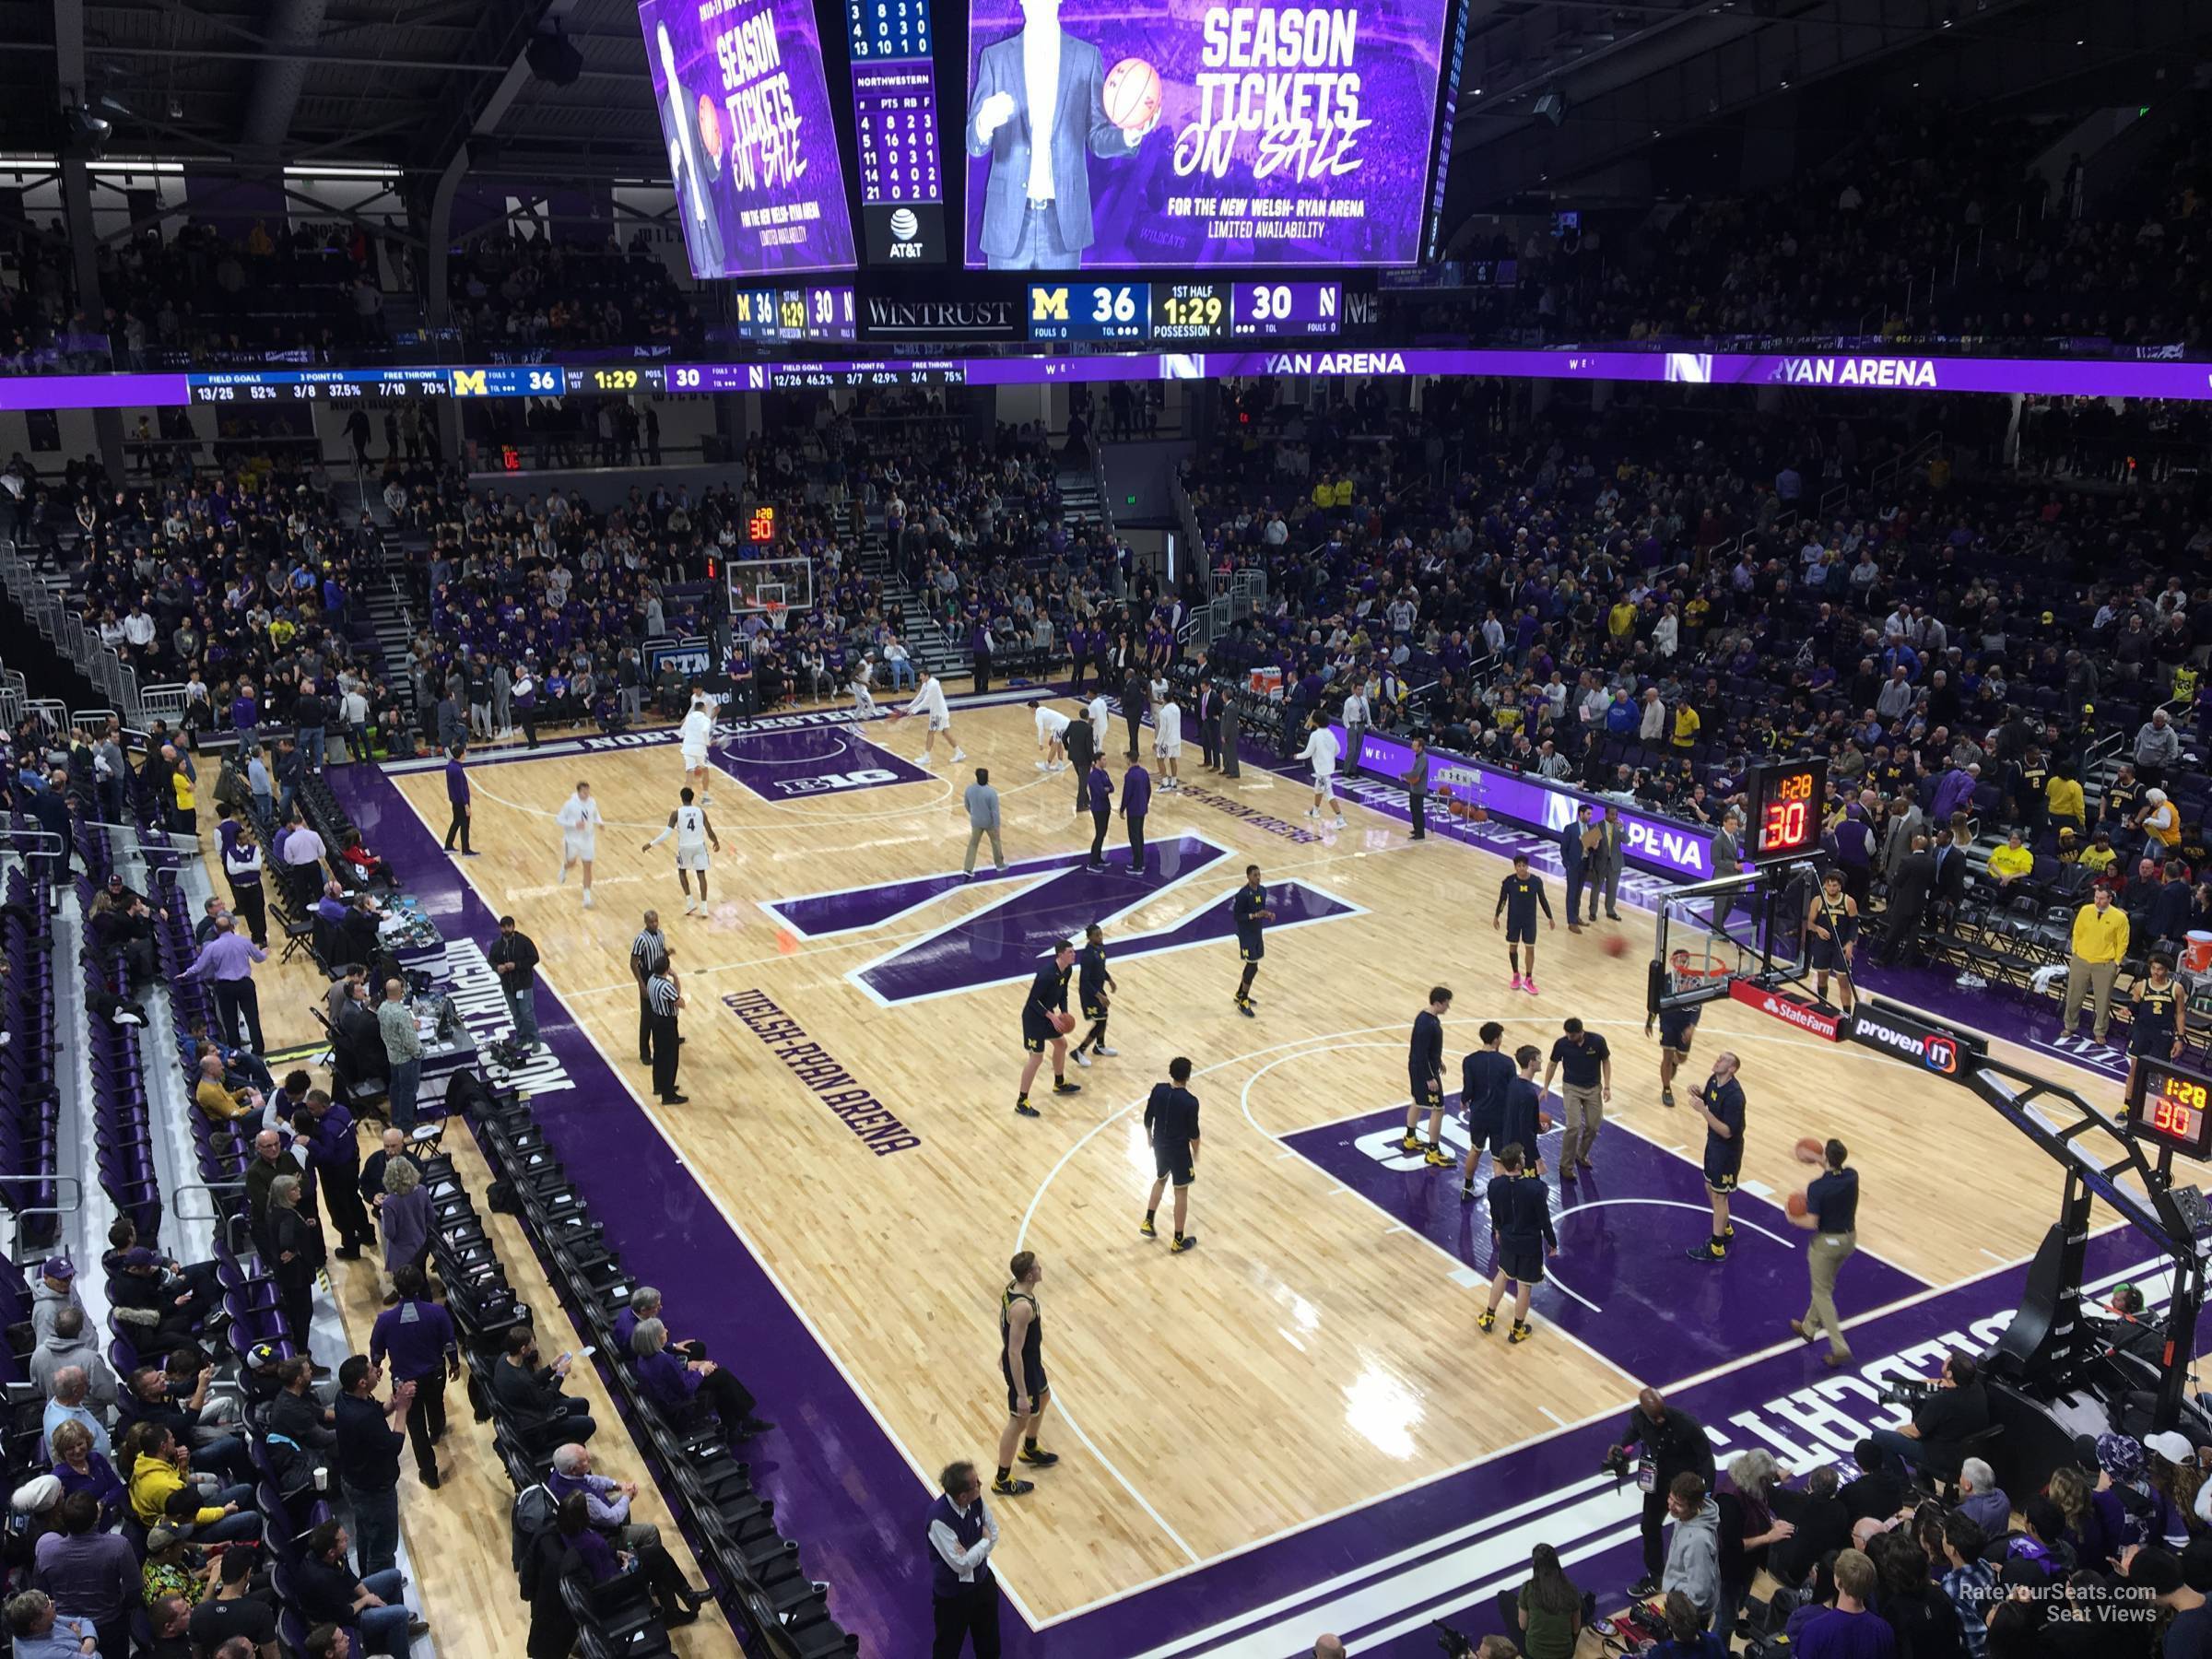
[963,767,1006,878]
[28,1308,117,1408]
[1660,1472,1721,1623]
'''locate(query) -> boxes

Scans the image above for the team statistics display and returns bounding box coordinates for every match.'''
[959,0,1455,269]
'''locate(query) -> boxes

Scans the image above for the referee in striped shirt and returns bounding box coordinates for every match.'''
[631,912,669,1065]
[646,961,687,1104]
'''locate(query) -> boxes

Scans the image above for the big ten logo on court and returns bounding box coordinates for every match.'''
[439,941,577,1095]
[771,768,899,797]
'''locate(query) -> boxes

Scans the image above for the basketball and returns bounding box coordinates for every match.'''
[1052,1010,1077,1035]
[1449,798,1471,819]
[1603,934,1629,958]
[1537,1111,1553,1133]
[1794,1135,1825,1164]
[1102,58,1163,131]
[1786,1191,1809,1218]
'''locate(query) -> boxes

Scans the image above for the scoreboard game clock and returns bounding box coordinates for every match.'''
[1745,759,1828,859]
[2127,1056,2212,1160]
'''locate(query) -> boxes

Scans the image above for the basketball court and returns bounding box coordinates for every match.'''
[328,687,2204,1657]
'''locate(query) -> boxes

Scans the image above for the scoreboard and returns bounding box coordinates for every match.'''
[1029,281,1340,344]
[725,285,857,343]
[850,0,947,264]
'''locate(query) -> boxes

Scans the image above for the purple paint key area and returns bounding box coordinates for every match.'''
[1283,1104,1929,1381]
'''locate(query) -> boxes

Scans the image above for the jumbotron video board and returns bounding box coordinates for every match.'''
[639,0,859,277]
[634,0,1461,279]
[959,0,1458,268]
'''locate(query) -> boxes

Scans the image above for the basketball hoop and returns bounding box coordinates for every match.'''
[1665,946,1735,1001]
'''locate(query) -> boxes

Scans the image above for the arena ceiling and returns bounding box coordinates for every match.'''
[0,0,2203,210]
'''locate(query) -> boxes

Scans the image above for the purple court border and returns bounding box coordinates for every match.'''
[327,702,2184,1658]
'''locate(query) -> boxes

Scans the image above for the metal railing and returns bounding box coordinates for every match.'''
[0,1173,85,1261]
[1871,429,1945,499]
[0,535,148,727]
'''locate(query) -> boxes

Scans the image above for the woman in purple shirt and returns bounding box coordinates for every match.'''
[551,1493,707,1628]
[48,1421,126,1530]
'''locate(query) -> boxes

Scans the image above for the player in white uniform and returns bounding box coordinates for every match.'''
[1085,692,1111,754]
[1153,693,1182,792]
[643,786,722,915]
[1296,717,1346,830]
[889,668,964,767]
[848,653,880,721]
[678,688,717,805]
[555,780,604,908]
[1030,700,1071,771]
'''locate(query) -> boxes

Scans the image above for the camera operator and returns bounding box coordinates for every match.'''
[2099,1285,2165,1365]
[1866,1352,1989,1482]
[1614,1386,1716,1598]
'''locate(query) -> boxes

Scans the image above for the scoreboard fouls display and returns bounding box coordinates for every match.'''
[2127,1056,2212,1160]
[1745,759,1828,860]
[1028,279,1340,341]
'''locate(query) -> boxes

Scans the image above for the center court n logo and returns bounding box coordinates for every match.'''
[759,833,1363,1006]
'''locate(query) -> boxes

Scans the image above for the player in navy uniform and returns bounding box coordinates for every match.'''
[1644,964,1701,1110]
[1805,870,1861,1014]
[2126,949,2184,1102]
[1013,940,1082,1119]
[1492,853,1556,994]
[1401,987,1453,1166]
[1498,1044,1549,1179]
[1231,865,1274,1018]
[1458,1021,1517,1199]
[1687,1051,1746,1262]
[1480,1143,1558,1344]
[1141,1056,1202,1252]
[1069,922,1119,1068]
[993,1251,1057,1496]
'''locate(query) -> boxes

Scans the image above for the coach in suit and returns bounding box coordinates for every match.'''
[1931,823,1972,929]
[1195,678,1222,771]
[1121,666,1148,759]
[654,22,727,273]
[1561,805,1593,925]
[1882,833,1936,964]
[1064,701,1095,813]
[966,0,1155,270]
[1590,807,1625,922]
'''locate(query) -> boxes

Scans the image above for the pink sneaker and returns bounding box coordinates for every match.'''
[1510,973,1525,991]
[1523,977,1541,995]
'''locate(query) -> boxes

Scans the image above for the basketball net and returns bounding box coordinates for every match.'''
[1665,946,1733,998]
[765,601,787,633]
